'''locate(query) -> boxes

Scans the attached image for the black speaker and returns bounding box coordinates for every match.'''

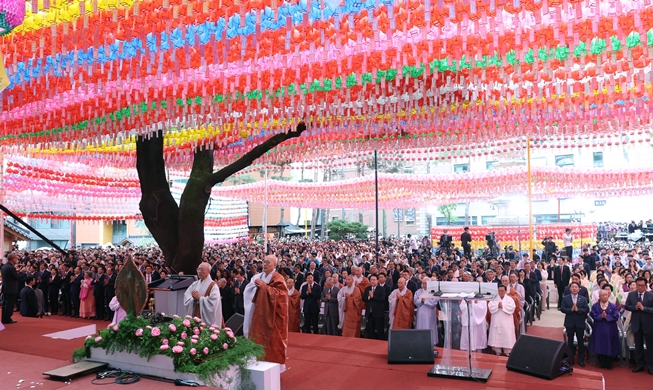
[225,313,244,337]
[506,335,572,380]
[387,329,434,364]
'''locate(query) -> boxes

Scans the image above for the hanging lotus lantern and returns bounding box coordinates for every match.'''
[0,0,24,36]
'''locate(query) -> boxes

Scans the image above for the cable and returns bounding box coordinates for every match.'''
[91,369,140,385]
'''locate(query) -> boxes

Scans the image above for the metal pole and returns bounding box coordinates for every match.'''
[527,137,534,255]
[375,150,379,263]
[263,168,268,253]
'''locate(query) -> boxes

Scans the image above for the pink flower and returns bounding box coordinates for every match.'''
[193,327,200,335]
[185,315,192,319]
[135,329,144,337]
[193,317,201,323]
[168,324,177,332]
[202,347,209,355]
[222,343,228,350]
[182,319,191,327]
[191,335,199,340]
[146,325,152,329]
[190,348,197,356]
[161,313,166,316]
[201,323,206,327]
[191,339,198,344]
[162,339,169,345]
[173,314,180,319]
[86,335,92,340]
[172,346,184,354]
[177,341,185,346]
[181,332,188,340]
[224,327,232,332]
[151,327,161,337]
[214,329,220,335]
[226,331,234,338]
[209,327,216,332]
[113,325,119,332]
[160,345,169,351]
[210,334,218,341]
[233,338,237,344]
[108,323,116,329]
[95,337,102,343]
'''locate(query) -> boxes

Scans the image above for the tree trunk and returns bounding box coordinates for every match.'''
[136,124,307,275]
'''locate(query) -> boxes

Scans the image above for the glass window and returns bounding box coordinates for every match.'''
[393,209,403,222]
[454,164,470,173]
[486,161,498,170]
[555,154,574,168]
[593,152,604,168]
[406,220,415,226]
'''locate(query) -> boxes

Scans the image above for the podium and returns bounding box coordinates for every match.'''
[423,281,497,383]
[148,275,198,317]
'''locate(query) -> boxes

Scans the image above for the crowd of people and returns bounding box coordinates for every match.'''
[2,227,653,373]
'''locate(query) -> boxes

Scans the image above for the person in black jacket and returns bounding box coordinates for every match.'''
[218,278,235,322]
[561,282,590,367]
[48,267,62,316]
[60,264,73,316]
[232,270,248,315]
[362,274,386,340]
[563,274,589,300]
[624,277,653,374]
[553,256,571,309]
[1,253,28,324]
[300,274,322,334]
[36,262,50,314]
[104,266,116,321]
[461,227,472,258]
[19,276,40,318]
[70,267,83,318]
[92,266,107,320]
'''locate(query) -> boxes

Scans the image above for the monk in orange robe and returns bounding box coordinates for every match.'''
[338,275,364,337]
[286,278,301,333]
[389,277,415,329]
[352,266,370,297]
[243,255,289,366]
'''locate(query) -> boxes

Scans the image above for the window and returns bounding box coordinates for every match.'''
[435,216,478,226]
[486,161,498,170]
[331,216,338,221]
[593,152,604,168]
[406,220,415,226]
[454,163,469,173]
[393,209,403,222]
[555,154,574,168]
[405,208,416,222]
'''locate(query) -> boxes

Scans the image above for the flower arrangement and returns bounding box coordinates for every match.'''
[73,314,263,386]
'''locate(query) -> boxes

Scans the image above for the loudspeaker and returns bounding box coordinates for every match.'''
[387,329,434,364]
[506,335,572,380]
[225,313,244,337]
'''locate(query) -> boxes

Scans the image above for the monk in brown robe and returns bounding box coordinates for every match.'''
[338,275,364,337]
[352,266,370,297]
[286,278,301,333]
[389,277,415,329]
[244,255,289,366]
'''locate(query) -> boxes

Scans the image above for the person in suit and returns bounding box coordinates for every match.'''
[300,273,322,334]
[321,277,340,335]
[624,277,653,374]
[48,267,62,316]
[92,266,107,320]
[553,256,571,309]
[218,278,235,322]
[362,274,386,340]
[564,274,589,300]
[293,265,305,291]
[20,276,40,318]
[378,273,392,339]
[104,266,117,320]
[60,264,73,316]
[561,282,590,367]
[232,270,248,315]
[461,227,472,258]
[401,270,418,294]
[70,267,83,318]
[387,262,400,288]
[37,262,51,315]
[1,253,28,324]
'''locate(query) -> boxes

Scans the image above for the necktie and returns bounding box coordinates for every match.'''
[573,295,577,304]
[328,288,331,295]
[640,293,644,302]
[372,287,375,293]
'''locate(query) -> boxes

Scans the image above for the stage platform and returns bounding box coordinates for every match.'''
[283,332,604,390]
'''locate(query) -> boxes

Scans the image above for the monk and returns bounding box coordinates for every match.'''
[487,277,521,340]
[337,275,364,337]
[286,278,301,333]
[389,277,415,329]
[243,255,289,367]
[352,266,370,297]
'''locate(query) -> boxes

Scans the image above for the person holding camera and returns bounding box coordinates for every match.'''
[541,236,557,262]
[461,227,472,258]
[563,228,574,260]
[439,230,452,256]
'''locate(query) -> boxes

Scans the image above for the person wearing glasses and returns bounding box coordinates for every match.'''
[183,262,223,327]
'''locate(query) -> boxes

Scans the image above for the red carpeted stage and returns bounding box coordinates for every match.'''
[284,332,604,390]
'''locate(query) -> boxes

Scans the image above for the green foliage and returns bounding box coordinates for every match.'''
[229,173,257,185]
[73,315,264,387]
[437,204,458,224]
[327,220,369,241]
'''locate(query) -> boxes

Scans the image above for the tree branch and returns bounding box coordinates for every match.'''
[206,122,307,187]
